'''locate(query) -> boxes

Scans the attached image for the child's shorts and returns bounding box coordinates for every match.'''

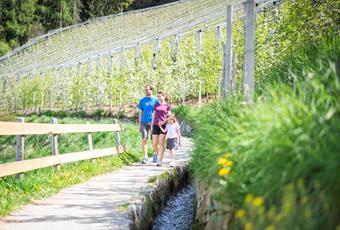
[166,138,178,150]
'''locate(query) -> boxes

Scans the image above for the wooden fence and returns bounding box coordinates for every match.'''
[0,118,125,178]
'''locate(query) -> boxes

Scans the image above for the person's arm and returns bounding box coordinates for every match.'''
[159,124,166,133]
[138,101,143,133]
[158,118,167,126]
[151,111,155,133]
[138,109,143,133]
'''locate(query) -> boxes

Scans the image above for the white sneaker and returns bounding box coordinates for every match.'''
[156,160,162,167]
[169,161,176,167]
[141,158,148,164]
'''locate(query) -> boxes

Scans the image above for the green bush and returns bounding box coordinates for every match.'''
[190,37,340,229]
[172,105,198,126]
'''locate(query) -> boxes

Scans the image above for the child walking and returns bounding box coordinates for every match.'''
[158,115,181,167]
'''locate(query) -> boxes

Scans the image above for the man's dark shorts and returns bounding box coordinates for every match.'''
[141,123,151,139]
[152,124,166,135]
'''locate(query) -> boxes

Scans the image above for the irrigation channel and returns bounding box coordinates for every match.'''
[153,183,196,230]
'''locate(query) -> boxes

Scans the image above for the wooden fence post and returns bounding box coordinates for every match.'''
[16,117,25,178]
[51,118,59,156]
[87,122,95,162]
[113,119,122,153]
[87,122,93,151]
[16,117,25,161]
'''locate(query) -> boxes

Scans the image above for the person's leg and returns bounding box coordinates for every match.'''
[169,148,176,167]
[142,138,148,159]
[152,134,159,158]
[141,124,150,164]
[158,134,166,162]
[170,149,175,162]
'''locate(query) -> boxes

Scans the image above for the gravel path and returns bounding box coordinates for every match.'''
[0,138,192,230]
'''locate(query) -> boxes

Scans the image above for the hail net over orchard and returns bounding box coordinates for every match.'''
[0,0,279,112]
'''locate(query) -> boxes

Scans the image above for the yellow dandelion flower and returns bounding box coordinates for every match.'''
[253,196,264,206]
[218,168,231,176]
[244,222,253,230]
[245,194,254,204]
[235,209,245,219]
[217,158,228,166]
[224,160,234,167]
[264,225,275,230]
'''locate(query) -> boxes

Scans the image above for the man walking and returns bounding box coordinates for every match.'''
[138,85,159,164]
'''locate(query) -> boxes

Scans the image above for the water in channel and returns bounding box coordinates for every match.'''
[152,183,196,230]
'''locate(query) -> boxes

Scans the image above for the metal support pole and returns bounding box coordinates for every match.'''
[152,39,160,69]
[108,53,113,75]
[196,30,202,52]
[198,80,202,108]
[243,0,256,103]
[224,5,233,97]
[231,49,236,95]
[171,35,180,62]
[134,43,143,63]
[215,26,222,41]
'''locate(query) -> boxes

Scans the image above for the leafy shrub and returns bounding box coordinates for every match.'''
[191,36,340,229]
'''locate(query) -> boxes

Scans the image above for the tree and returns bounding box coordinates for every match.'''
[80,0,133,20]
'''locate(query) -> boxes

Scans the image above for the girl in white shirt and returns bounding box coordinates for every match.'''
[158,115,181,167]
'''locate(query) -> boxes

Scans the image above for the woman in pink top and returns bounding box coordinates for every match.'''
[151,91,171,166]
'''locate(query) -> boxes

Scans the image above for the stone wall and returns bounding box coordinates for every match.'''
[193,181,232,230]
[128,165,191,230]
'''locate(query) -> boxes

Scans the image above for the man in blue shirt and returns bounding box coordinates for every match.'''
[138,85,159,164]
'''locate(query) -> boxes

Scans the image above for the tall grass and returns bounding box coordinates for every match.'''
[190,37,339,229]
[0,116,144,216]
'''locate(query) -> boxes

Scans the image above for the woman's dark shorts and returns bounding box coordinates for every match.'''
[166,138,178,150]
[152,124,166,135]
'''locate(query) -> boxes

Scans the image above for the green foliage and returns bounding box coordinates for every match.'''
[190,36,340,229]
[172,105,198,126]
[253,0,339,82]
[81,0,133,19]
[0,41,11,55]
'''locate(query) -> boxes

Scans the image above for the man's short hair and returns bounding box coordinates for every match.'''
[145,85,153,91]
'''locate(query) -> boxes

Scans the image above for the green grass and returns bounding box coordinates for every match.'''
[117,203,129,212]
[0,115,146,216]
[147,171,170,184]
[189,36,340,229]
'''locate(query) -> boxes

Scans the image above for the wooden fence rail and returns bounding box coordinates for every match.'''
[0,118,125,178]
